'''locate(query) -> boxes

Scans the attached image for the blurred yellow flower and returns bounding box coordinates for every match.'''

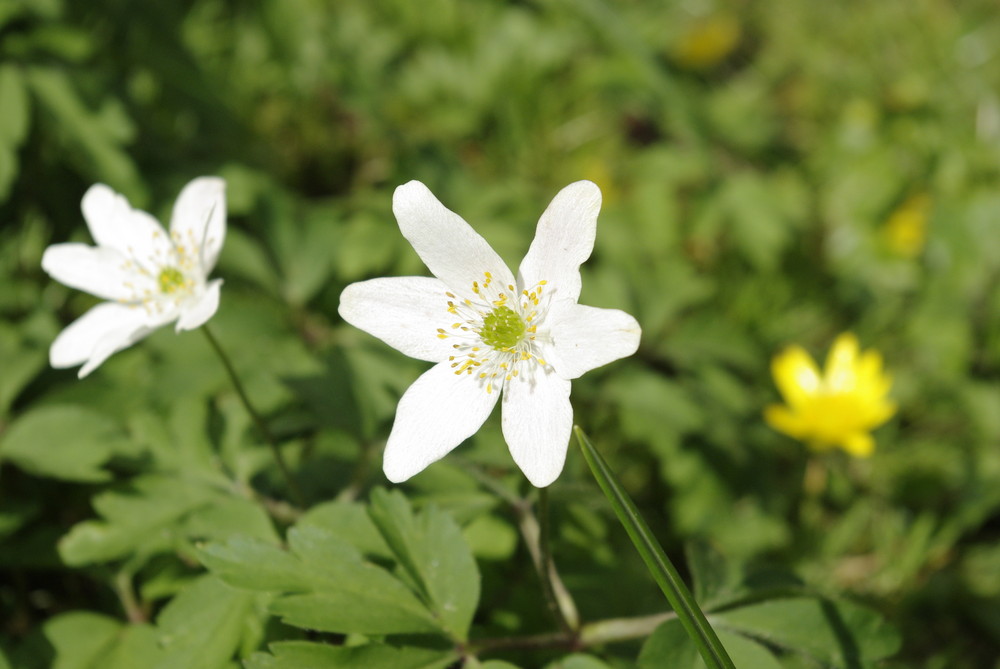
[882,193,930,258]
[765,333,895,457]
[670,15,741,70]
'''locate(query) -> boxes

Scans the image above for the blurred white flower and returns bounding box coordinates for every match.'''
[42,177,226,377]
[339,180,641,487]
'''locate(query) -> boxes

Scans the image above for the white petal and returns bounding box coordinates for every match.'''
[339,276,456,363]
[544,301,641,380]
[175,279,223,332]
[383,361,500,482]
[41,243,141,301]
[170,177,227,273]
[81,184,173,266]
[516,181,601,303]
[50,302,165,377]
[392,181,515,300]
[501,365,572,488]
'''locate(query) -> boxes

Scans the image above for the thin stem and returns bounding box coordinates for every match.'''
[574,427,736,669]
[453,459,580,634]
[467,611,676,654]
[538,487,577,634]
[516,490,580,634]
[113,569,147,623]
[202,325,305,507]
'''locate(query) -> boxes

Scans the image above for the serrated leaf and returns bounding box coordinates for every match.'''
[714,598,901,666]
[153,575,257,669]
[182,495,280,545]
[296,500,391,558]
[368,488,481,642]
[244,641,456,669]
[10,612,119,669]
[0,405,127,482]
[199,527,442,635]
[26,66,144,201]
[58,475,222,566]
[639,619,783,669]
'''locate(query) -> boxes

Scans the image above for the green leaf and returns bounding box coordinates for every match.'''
[244,641,457,669]
[714,598,901,666]
[0,323,47,417]
[0,405,128,482]
[368,488,481,642]
[7,612,165,669]
[154,574,257,669]
[58,475,221,566]
[0,64,30,200]
[296,500,391,559]
[639,618,782,669]
[11,612,119,669]
[182,495,281,545]
[26,66,144,201]
[574,427,735,669]
[199,527,443,635]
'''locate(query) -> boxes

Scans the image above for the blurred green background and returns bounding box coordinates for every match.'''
[2,0,1000,667]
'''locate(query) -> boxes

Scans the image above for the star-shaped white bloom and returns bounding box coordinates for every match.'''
[42,177,226,378]
[339,180,641,487]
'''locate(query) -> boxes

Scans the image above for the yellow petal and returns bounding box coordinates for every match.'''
[841,432,875,457]
[772,346,821,408]
[825,332,860,392]
[764,404,807,439]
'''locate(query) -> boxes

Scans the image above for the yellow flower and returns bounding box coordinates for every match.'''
[765,333,895,457]
[670,15,741,70]
[882,193,930,258]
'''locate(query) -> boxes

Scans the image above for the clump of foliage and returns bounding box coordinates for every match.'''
[2,1,1000,667]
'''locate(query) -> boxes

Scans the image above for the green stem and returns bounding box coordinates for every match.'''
[537,487,578,634]
[202,325,305,507]
[574,427,736,669]
[452,458,580,632]
[467,610,676,654]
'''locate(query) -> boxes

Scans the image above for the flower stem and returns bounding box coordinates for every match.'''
[467,610,675,654]
[201,325,305,507]
[454,459,580,634]
[574,426,736,669]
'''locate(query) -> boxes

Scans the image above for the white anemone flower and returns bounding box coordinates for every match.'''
[339,180,641,487]
[42,177,226,378]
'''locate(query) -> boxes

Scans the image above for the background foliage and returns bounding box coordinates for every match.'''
[2,0,999,667]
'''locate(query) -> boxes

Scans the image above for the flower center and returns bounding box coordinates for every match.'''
[435,272,550,394]
[480,305,526,350]
[157,266,187,294]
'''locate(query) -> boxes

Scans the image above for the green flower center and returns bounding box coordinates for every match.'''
[158,266,187,294]
[480,305,526,350]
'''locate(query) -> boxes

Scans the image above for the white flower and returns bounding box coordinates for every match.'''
[42,177,226,378]
[339,180,641,487]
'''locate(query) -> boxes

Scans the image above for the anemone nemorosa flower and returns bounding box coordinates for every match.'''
[42,177,226,378]
[339,180,641,487]
[765,333,895,457]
